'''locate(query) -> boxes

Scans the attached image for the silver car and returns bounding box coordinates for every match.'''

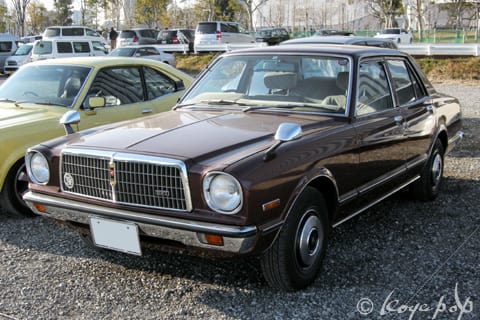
[4,43,33,74]
[117,29,158,47]
[109,45,176,67]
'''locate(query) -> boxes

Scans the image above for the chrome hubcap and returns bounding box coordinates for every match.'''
[431,153,443,188]
[14,163,29,205]
[297,211,323,268]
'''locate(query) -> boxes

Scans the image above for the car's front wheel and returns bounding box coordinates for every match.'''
[260,187,329,291]
[0,159,34,216]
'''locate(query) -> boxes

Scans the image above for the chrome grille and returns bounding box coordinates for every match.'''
[60,149,191,211]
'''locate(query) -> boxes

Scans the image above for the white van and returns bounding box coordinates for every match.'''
[0,33,20,73]
[43,26,109,47]
[31,38,108,61]
[194,21,255,52]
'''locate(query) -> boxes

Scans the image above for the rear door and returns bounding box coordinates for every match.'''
[385,58,435,172]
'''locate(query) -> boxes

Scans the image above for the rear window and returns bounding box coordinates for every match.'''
[62,28,85,36]
[120,31,136,39]
[0,41,13,53]
[197,23,217,34]
[44,28,60,37]
[139,29,156,38]
[33,41,52,54]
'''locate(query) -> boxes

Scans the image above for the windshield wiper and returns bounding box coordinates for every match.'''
[243,103,340,113]
[34,101,68,107]
[174,99,249,110]
[200,99,249,106]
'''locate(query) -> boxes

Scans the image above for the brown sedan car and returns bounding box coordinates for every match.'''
[24,45,463,291]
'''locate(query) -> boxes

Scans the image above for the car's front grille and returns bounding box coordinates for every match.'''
[7,61,17,66]
[60,149,191,212]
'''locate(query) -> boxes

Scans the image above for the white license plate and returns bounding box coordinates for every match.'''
[89,216,142,255]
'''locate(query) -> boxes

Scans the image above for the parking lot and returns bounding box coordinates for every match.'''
[0,79,478,319]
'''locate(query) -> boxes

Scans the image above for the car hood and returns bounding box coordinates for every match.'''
[0,103,60,128]
[59,109,339,164]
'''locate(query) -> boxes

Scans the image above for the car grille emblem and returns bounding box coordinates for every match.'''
[63,173,74,189]
[109,161,116,186]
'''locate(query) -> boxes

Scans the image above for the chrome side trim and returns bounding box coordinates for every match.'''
[332,175,420,228]
[24,191,257,253]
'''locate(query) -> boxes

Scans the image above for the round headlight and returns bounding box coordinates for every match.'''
[28,152,50,184]
[203,172,242,214]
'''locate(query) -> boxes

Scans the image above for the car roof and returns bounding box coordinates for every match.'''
[223,43,404,58]
[281,35,392,45]
[26,56,164,67]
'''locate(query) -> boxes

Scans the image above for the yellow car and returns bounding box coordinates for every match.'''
[0,56,192,216]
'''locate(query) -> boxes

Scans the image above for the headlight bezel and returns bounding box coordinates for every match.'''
[26,151,50,185]
[203,172,243,215]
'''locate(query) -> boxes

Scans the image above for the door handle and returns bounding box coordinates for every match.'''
[142,108,153,114]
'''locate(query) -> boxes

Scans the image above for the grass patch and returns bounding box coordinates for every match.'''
[417,57,480,81]
[175,54,215,74]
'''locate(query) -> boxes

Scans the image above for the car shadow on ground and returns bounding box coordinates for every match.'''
[1,175,478,295]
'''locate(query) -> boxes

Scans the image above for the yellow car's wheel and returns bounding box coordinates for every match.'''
[0,159,34,216]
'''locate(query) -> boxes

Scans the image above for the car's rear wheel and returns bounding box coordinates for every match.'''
[260,187,329,291]
[410,140,445,201]
[0,159,34,216]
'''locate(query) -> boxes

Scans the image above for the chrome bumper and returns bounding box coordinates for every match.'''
[23,191,258,254]
[446,130,464,155]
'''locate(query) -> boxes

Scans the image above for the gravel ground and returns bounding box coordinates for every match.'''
[0,82,479,320]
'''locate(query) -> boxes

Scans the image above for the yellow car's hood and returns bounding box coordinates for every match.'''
[0,103,63,128]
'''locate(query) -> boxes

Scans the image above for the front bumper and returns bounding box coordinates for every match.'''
[23,191,258,254]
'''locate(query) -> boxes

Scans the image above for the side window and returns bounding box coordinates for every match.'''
[57,42,73,53]
[92,41,106,52]
[87,67,144,107]
[0,41,12,52]
[386,59,424,105]
[86,28,97,36]
[356,60,393,115]
[143,67,176,100]
[73,42,91,53]
[138,47,157,56]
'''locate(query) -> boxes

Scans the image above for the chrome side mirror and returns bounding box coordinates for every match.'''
[60,110,80,135]
[264,122,302,161]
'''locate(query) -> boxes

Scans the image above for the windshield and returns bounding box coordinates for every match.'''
[109,47,135,56]
[383,29,400,34]
[181,54,351,115]
[0,65,91,107]
[14,44,32,55]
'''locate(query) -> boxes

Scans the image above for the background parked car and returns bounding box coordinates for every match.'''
[0,57,192,217]
[43,25,108,48]
[157,29,195,52]
[314,29,355,36]
[375,28,413,43]
[255,28,290,45]
[194,21,255,52]
[117,28,159,47]
[30,38,108,61]
[21,35,42,43]
[109,45,176,66]
[3,43,33,74]
[0,33,20,74]
[281,35,398,49]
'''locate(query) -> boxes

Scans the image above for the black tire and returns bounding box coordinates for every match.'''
[0,159,35,216]
[260,187,329,291]
[410,140,445,201]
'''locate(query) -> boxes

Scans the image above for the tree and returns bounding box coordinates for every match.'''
[238,0,269,30]
[369,0,404,28]
[11,0,31,36]
[53,0,73,25]
[26,0,49,34]
[438,0,474,31]
[134,0,169,28]
[0,3,8,32]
